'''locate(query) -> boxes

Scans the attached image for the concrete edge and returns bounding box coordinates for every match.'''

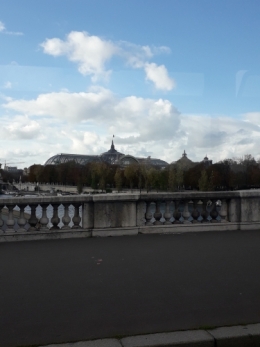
[1,221,259,242]
[0,230,92,242]
[38,323,260,347]
[138,222,240,234]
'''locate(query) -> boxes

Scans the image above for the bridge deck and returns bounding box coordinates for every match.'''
[1,230,260,347]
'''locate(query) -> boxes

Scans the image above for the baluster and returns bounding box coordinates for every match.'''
[201,200,210,223]
[173,200,181,224]
[218,199,228,222]
[154,201,162,225]
[192,200,200,223]
[72,204,81,229]
[210,200,219,223]
[6,204,16,232]
[40,204,49,230]
[62,203,71,229]
[28,204,39,231]
[51,203,60,230]
[145,202,153,226]
[0,204,4,232]
[164,201,172,225]
[17,205,27,232]
[183,200,191,223]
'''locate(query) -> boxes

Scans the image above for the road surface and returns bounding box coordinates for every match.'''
[1,230,260,346]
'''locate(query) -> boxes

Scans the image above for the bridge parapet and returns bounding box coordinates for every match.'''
[0,190,259,241]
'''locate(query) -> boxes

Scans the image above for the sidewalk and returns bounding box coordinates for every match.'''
[39,323,260,347]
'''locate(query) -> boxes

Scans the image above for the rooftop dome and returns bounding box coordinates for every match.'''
[44,153,101,166]
[100,140,124,164]
[119,154,139,167]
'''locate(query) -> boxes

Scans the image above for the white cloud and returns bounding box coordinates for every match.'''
[3,88,260,167]
[41,31,174,90]
[41,31,117,81]
[0,20,23,35]
[3,89,180,143]
[0,21,5,32]
[144,63,175,90]
[0,115,42,140]
[3,81,12,89]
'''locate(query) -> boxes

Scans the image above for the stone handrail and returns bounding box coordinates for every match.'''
[0,190,259,241]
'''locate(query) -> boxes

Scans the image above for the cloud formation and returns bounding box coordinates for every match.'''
[0,21,5,32]
[41,31,174,90]
[0,20,23,35]
[144,63,175,90]
[41,31,117,81]
[3,88,180,144]
[2,89,260,167]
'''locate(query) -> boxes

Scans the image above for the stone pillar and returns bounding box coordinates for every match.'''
[136,201,146,226]
[228,198,241,223]
[173,200,181,224]
[61,203,71,229]
[154,201,162,225]
[40,204,49,230]
[219,199,228,223]
[163,201,172,225]
[145,202,153,226]
[6,204,16,232]
[82,202,94,229]
[72,204,81,229]
[182,201,191,223]
[191,200,200,223]
[28,204,39,231]
[51,204,60,230]
[17,205,27,232]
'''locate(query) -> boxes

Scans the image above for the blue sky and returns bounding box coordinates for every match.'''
[0,0,260,168]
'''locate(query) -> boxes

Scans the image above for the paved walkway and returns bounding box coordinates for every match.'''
[1,231,260,347]
[39,323,260,347]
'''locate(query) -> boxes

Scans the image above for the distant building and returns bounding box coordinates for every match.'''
[4,165,18,172]
[44,142,212,170]
[44,140,169,169]
[171,150,212,170]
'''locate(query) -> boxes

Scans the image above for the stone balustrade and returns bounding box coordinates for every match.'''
[0,190,260,241]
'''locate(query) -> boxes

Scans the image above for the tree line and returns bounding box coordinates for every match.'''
[1,154,260,192]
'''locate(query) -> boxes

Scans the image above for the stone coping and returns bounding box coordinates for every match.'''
[0,223,245,242]
[1,190,258,206]
[38,323,260,347]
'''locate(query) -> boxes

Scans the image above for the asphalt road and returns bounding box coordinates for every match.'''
[1,230,260,347]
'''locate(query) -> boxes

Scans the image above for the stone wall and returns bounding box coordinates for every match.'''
[0,190,260,241]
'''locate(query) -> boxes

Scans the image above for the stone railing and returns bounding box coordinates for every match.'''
[0,190,259,241]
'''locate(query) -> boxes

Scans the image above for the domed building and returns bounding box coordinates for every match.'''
[119,154,168,169]
[44,143,211,170]
[44,153,102,166]
[100,140,124,164]
[44,140,169,169]
[170,150,213,170]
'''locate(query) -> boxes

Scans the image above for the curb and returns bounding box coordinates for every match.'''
[38,323,260,347]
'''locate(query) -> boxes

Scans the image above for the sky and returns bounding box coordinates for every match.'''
[0,0,260,168]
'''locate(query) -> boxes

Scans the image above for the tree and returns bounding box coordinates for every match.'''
[176,167,184,189]
[140,164,150,192]
[145,168,158,191]
[198,170,209,191]
[184,163,205,189]
[207,171,215,191]
[77,181,83,194]
[124,164,138,191]
[114,168,123,192]
[168,166,177,191]
[28,164,43,183]
[158,169,168,191]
